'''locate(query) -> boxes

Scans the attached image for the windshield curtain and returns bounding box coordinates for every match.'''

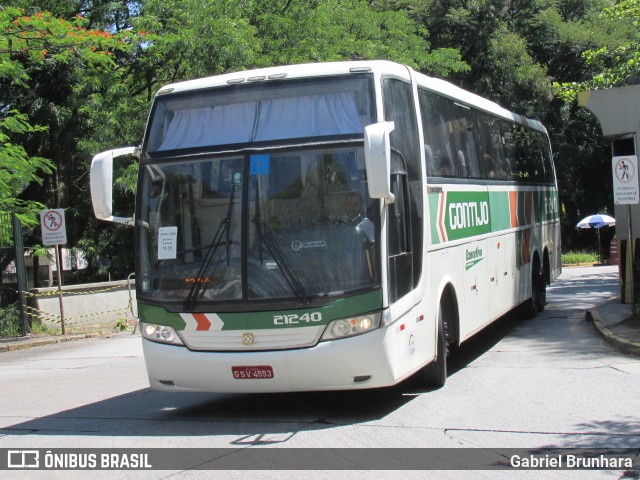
[137,147,380,308]
[146,76,375,153]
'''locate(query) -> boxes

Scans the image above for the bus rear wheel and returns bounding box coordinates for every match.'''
[525,258,546,318]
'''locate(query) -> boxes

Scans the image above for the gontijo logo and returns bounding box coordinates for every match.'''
[436,191,492,242]
[449,200,490,230]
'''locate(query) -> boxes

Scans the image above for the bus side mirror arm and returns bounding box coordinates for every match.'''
[90,146,138,226]
[364,122,395,204]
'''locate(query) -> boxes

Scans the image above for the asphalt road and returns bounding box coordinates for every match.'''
[1,265,639,480]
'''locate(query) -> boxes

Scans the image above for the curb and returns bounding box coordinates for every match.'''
[0,333,113,353]
[587,308,640,357]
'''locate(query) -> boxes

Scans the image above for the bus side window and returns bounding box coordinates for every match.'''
[451,104,483,179]
[384,77,422,293]
[539,135,555,184]
[471,110,499,180]
[418,89,457,177]
[499,121,516,180]
[425,144,435,175]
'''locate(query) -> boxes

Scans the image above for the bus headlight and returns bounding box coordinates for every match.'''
[321,313,381,341]
[141,322,184,345]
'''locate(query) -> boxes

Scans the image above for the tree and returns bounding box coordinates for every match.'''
[0,110,52,228]
[555,0,640,99]
[0,5,143,280]
[399,0,624,249]
[130,0,469,97]
[546,1,639,247]
[243,0,468,76]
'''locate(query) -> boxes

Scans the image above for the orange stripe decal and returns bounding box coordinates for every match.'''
[438,192,447,242]
[193,313,211,331]
[525,191,533,225]
[509,191,518,228]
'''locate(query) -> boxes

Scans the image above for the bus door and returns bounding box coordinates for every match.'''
[449,187,491,336]
[462,235,489,334]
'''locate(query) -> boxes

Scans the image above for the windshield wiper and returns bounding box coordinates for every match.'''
[252,178,309,305]
[183,182,235,310]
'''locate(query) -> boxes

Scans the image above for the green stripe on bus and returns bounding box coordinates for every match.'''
[137,289,383,331]
[428,192,441,244]
[428,188,559,245]
[489,191,511,231]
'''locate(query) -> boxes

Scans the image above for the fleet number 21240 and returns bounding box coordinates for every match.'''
[273,312,322,325]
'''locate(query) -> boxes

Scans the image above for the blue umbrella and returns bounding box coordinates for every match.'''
[576,214,616,263]
[576,214,616,229]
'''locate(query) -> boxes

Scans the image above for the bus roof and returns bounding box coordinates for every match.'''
[413,72,547,134]
[155,60,547,135]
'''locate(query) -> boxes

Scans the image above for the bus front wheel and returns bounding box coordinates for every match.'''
[419,303,448,388]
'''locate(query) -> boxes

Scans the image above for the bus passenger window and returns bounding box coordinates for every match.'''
[425,145,435,174]
[484,154,496,178]
[418,89,457,178]
[435,154,453,176]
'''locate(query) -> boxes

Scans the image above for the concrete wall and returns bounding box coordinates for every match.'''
[578,84,640,138]
[28,280,136,331]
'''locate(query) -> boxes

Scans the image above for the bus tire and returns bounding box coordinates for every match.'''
[420,304,448,388]
[525,258,546,318]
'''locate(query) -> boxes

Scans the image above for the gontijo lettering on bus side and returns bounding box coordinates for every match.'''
[432,191,491,243]
[429,189,559,244]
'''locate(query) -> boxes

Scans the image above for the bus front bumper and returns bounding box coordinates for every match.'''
[141,329,397,393]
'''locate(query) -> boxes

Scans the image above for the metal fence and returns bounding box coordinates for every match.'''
[0,212,28,337]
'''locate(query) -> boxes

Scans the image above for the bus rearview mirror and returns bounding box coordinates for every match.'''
[364,121,395,203]
[90,147,137,226]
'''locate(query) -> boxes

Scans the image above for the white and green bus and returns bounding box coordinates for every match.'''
[91,60,561,393]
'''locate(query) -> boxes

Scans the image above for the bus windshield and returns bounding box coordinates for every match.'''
[136,147,380,308]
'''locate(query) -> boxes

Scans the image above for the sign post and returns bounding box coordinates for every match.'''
[612,155,639,317]
[40,208,68,334]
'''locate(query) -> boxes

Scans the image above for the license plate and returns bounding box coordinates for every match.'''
[232,366,274,379]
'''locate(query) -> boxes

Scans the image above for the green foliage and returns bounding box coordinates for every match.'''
[29,320,51,335]
[0,304,20,338]
[0,5,142,230]
[554,0,640,100]
[114,162,139,196]
[400,0,553,116]
[562,250,599,265]
[132,0,469,88]
[482,26,552,116]
[0,109,53,227]
[114,317,129,332]
[241,0,468,76]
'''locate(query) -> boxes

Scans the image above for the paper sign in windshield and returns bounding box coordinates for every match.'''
[158,226,178,260]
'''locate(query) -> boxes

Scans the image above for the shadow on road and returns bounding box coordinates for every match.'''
[0,385,420,440]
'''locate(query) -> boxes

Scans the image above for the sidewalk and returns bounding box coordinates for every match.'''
[0,331,136,352]
[587,297,640,357]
